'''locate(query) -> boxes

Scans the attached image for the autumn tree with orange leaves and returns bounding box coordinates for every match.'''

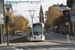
[45,6,62,26]
[13,15,28,31]
[3,13,29,35]
[2,7,29,36]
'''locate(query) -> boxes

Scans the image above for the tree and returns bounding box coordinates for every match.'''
[44,21,51,32]
[45,6,62,26]
[13,15,29,31]
[2,7,29,36]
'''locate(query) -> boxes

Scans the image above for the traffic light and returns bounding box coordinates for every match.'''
[66,13,68,15]
[66,13,69,16]
[6,16,9,23]
[67,0,74,8]
[63,10,70,19]
[63,10,70,16]
[6,8,10,12]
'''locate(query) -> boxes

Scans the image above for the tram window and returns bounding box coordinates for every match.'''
[33,27,42,35]
[33,24,42,35]
[33,24,42,27]
[43,27,45,35]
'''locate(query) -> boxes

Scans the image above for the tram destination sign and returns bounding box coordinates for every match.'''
[0,0,5,25]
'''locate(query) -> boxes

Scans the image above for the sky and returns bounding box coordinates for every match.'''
[5,0,67,24]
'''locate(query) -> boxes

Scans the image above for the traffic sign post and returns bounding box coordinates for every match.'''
[6,16,9,46]
[67,34,70,43]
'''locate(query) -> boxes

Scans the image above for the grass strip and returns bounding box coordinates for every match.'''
[4,36,30,43]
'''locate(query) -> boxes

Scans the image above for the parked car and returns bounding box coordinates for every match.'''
[16,32,24,36]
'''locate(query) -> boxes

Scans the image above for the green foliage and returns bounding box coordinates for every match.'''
[4,36,29,43]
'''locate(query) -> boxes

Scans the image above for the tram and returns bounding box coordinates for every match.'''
[27,23,45,41]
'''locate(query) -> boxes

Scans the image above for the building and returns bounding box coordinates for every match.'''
[4,4,14,14]
[39,5,44,23]
[53,4,70,12]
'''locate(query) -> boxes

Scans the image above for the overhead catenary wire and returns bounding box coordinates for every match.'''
[34,17,39,22]
[30,2,41,23]
[32,2,40,10]
[5,0,42,4]
[5,0,44,23]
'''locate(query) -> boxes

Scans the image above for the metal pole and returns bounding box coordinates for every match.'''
[7,23,9,45]
[29,10,35,24]
[67,34,70,43]
[32,18,33,24]
[0,25,3,44]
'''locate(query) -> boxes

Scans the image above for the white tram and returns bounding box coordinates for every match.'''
[27,23,45,41]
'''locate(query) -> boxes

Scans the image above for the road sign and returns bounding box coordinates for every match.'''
[71,14,75,22]
[0,0,5,25]
[70,1,75,22]
[71,16,75,22]
[71,14,75,16]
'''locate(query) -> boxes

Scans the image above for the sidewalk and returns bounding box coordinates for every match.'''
[0,43,23,50]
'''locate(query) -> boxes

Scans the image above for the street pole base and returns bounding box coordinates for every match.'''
[67,41,70,43]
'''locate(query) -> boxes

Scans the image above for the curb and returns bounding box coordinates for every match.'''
[0,45,23,50]
[0,45,13,48]
[0,47,23,50]
[46,40,74,44]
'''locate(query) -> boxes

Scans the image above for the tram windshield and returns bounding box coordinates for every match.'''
[33,24,42,35]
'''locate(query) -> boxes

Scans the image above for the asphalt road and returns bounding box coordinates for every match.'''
[2,32,75,50]
[45,32,75,43]
[11,32,75,50]
[13,42,75,50]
